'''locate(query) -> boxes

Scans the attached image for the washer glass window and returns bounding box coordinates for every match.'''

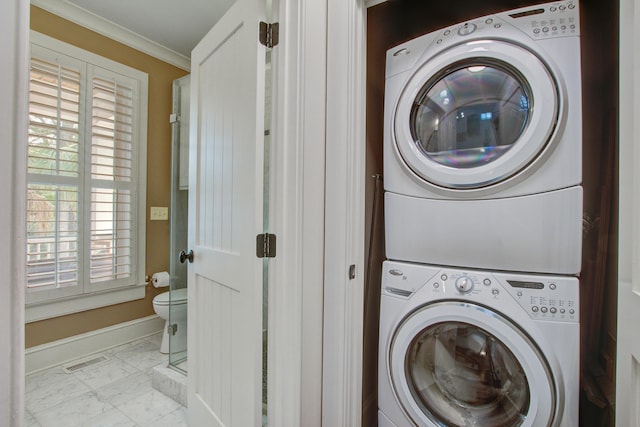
[405,321,530,426]
[410,59,532,169]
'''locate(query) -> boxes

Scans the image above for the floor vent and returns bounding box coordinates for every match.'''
[62,355,109,373]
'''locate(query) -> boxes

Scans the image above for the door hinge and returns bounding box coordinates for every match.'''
[256,233,276,258]
[259,22,279,48]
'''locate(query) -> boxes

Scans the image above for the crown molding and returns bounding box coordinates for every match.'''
[31,0,191,71]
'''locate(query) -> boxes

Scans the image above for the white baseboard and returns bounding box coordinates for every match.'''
[26,315,165,375]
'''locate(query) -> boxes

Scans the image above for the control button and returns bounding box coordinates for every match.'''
[559,5,566,10]
[517,291,523,297]
[494,24,502,29]
[437,39,443,44]
[570,24,576,29]
[552,26,558,31]
[560,308,566,314]
[433,282,440,289]
[483,278,491,286]
[532,306,539,312]
[492,289,500,296]
[569,4,575,9]
[543,27,550,33]
[550,307,558,314]
[550,6,557,11]
[444,29,451,36]
[534,28,541,34]
[485,18,493,24]
[441,274,448,281]
[549,283,557,290]
[541,307,548,313]
[561,25,567,30]
[455,276,474,293]
[458,22,477,36]
[392,48,409,57]
[569,309,575,315]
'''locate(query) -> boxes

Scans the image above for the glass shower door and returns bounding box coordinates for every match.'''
[169,75,190,372]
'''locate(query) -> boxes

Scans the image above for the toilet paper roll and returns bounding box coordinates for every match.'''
[151,271,170,288]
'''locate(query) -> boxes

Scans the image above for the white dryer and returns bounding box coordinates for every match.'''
[378,260,579,427]
[384,1,583,274]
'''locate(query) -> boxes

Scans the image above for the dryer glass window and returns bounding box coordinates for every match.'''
[405,321,530,426]
[410,60,531,169]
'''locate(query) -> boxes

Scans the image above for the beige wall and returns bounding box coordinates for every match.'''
[25,6,189,348]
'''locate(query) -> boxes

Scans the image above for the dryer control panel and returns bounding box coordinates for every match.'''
[504,0,580,40]
[428,0,579,48]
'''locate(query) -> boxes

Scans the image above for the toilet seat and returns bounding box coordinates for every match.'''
[153,288,188,306]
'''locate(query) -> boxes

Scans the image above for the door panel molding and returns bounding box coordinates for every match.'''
[617,0,639,424]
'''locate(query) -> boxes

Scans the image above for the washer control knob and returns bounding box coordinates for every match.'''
[458,22,477,36]
[455,276,474,293]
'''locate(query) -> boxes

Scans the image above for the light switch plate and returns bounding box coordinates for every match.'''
[150,206,169,221]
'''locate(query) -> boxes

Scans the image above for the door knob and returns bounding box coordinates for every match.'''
[179,249,194,264]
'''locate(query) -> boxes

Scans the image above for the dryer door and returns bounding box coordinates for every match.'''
[393,40,561,190]
[389,301,556,427]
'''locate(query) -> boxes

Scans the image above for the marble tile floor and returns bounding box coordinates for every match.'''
[25,333,188,427]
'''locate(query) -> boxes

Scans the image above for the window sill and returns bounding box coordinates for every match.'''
[26,284,147,323]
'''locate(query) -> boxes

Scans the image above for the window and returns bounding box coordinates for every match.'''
[26,32,148,321]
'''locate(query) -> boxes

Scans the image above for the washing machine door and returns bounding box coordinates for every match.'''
[393,40,561,189]
[389,301,556,427]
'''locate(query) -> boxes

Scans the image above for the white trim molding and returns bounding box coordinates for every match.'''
[268,0,327,425]
[30,0,190,71]
[616,0,640,425]
[1,0,29,425]
[25,285,147,323]
[25,315,165,375]
[323,0,367,426]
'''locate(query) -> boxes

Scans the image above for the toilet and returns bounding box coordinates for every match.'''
[152,288,188,354]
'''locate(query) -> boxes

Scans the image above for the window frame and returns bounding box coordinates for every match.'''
[26,31,148,322]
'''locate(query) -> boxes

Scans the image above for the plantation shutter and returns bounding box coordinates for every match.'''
[26,32,148,313]
[88,71,138,289]
[26,51,84,300]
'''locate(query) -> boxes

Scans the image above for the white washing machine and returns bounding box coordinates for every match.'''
[378,260,579,427]
[384,1,583,274]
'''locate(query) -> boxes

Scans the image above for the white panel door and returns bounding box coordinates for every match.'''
[617,0,640,425]
[187,0,266,425]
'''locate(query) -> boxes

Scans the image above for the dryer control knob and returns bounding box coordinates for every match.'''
[455,276,474,293]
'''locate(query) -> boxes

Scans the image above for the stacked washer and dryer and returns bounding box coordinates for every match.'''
[378,2,582,426]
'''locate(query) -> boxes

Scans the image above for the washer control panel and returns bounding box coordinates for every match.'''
[502,277,579,322]
[382,261,579,323]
